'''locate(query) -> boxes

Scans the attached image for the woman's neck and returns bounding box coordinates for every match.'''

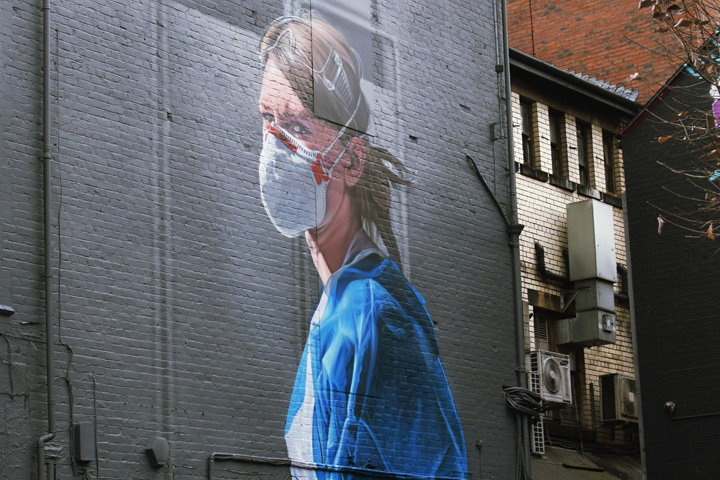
[306,216,363,285]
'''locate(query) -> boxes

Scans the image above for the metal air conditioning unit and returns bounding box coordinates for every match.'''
[529,350,572,404]
[601,374,638,423]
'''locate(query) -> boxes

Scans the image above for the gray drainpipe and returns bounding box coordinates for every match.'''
[38,0,56,478]
[500,0,531,477]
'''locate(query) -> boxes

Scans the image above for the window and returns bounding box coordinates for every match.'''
[603,131,616,194]
[576,121,590,186]
[549,110,565,177]
[520,99,535,167]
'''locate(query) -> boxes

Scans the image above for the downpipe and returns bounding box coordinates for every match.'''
[499,0,531,477]
[38,433,56,480]
[38,0,57,478]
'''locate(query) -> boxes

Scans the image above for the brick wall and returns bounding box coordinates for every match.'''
[1,0,519,478]
[623,70,720,479]
[512,91,638,447]
[508,0,680,103]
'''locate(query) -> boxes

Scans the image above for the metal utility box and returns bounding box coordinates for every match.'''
[567,200,617,282]
[557,309,616,347]
[72,422,96,463]
[574,278,615,313]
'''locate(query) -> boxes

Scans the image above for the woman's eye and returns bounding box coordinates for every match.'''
[288,123,308,136]
[262,113,275,123]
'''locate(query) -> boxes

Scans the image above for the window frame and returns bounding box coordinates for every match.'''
[549,109,565,178]
[520,98,536,168]
[576,121,590,187]
[603,130,616,194]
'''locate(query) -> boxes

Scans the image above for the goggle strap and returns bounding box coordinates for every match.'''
[269,121,318,159]
[268,90,360,178]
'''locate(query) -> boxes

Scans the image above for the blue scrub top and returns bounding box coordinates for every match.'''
[285,245,468,480]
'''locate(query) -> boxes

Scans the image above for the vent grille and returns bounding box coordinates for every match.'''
[535,314,549,344]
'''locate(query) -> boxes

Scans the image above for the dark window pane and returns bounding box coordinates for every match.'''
[550,110,564,177]
[576,122,589,186]
[603,131,615,194]
[521,100,535,167]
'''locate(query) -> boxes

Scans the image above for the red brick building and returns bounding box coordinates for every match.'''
[507,0,681,103]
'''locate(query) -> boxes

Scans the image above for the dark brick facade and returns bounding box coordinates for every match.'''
[623,70,720,479]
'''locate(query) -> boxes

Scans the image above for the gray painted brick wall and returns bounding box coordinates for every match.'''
[2,0,518,478]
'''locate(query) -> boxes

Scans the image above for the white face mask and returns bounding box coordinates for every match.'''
[258,122,347,237]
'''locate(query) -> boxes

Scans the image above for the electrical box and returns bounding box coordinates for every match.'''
[567,200,617,282]
[557,310,616,347]
[574,278,615,313]
[146,436,170,468]
[72,422,96,463]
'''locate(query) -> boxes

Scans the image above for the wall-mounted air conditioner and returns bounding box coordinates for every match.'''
[529,350,572,404]
[601,374,638,423]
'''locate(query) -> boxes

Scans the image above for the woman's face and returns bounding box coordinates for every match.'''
[258,58,352,231]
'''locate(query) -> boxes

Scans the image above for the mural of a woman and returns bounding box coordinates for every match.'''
[257,14,468,480]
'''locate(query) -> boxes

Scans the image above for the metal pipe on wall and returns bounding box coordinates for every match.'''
[38,0,57,478]
[499,0,531,477]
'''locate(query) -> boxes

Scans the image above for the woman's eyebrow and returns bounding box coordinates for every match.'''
[278,110,311,122]
[257,96,313,125]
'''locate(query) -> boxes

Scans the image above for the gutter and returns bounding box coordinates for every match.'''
[38,0,57,478]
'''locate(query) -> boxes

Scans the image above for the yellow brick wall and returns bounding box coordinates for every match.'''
[613,136,625,194]
[563,113,580,184]
[534,103,552,173]
[512,92,637,447]
[589,123,606,191]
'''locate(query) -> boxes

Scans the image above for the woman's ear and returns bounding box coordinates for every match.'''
[343,137,366,187]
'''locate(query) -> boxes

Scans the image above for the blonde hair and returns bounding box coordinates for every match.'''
[259,14,408,262]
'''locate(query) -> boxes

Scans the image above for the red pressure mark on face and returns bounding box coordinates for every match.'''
[268,124,298,153]
[311,154,329,185]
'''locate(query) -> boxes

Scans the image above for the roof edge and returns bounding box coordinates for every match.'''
[509,48,641,116]
[620,64,687,137]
